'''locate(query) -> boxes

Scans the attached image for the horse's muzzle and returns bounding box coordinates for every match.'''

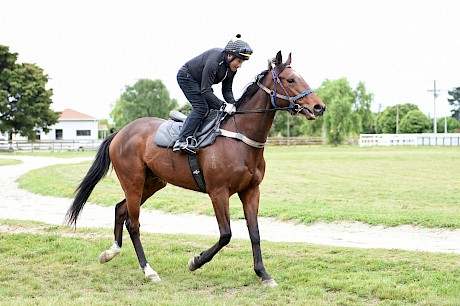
[313,104,326,116]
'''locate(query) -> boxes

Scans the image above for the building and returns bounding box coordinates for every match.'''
[38,109,99,141]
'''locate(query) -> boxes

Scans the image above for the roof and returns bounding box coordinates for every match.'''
[59,109,96,120]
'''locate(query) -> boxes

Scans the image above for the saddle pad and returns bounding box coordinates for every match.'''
[154,110,223,149]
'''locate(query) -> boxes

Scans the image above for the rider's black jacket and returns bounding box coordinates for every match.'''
[183,48,236,109]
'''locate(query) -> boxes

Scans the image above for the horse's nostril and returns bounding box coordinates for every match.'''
[313,104,324,115]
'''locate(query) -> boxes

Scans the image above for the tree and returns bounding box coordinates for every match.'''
[353,81,374,133]
[398,109,432,133]
[0,45,58,140]
[376,103,419,134]
[447,87,460,120]
[270,111,305,137]
[437,117,460,133]
[315,78,356,145]
[110,79,178,129]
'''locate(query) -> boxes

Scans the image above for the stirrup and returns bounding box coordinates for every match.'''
[172,140,185,152]
[173,137,197,154]
[182,136,197,154]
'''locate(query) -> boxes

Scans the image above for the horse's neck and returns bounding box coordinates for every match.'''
[226,90,276,144]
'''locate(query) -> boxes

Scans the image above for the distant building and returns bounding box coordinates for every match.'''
[38,109,99,141]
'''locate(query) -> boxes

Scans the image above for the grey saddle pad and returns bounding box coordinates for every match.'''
[154,109,224,149]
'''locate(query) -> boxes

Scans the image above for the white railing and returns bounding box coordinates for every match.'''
[0,139,102,152]
[359,133,460,147]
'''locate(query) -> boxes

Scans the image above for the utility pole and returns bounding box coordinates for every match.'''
[427,80,440,134]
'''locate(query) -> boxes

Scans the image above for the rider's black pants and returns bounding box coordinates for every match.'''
[176,66,209,141]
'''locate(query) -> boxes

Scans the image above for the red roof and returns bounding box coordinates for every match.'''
[59,109,96,120]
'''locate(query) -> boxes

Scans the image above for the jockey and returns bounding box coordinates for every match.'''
[173,34,253,154]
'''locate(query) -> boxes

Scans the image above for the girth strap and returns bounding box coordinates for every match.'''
[188,154,206,193]
[219,129,266,149]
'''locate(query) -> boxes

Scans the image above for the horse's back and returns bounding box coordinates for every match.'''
[110,117,165,160]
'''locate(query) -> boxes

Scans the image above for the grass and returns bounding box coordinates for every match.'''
[16,146,460,228]
[0,158,22,166]
[0,151,95,158]
[1,219,459,305]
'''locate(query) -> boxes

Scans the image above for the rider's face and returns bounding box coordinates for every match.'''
[228,55,245,72]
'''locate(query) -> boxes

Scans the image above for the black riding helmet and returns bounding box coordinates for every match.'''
[224,34,253,60]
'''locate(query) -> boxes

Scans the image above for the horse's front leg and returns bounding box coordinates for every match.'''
[188,191,232,271]
[239,186,277,287]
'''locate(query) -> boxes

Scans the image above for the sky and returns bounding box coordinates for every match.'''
[1,0,459,121]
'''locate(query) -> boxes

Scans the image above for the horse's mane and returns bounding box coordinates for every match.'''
[235,69,270,109]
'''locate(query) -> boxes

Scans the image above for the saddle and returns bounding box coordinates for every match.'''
[154,109,225,194]
[154,109,224,149]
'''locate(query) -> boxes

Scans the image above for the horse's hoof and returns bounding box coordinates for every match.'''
[99,251,111,264]
[99,242,121,264]
[147,272,161,282]
[262,279,278,287]
[188,257,197,271]
[143,264,161,282]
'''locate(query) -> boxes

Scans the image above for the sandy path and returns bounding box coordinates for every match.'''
[1,155,459,254]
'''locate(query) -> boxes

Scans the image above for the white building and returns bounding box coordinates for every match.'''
[39,109,99,141]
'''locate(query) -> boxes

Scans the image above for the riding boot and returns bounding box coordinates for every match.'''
[173,116,202,154]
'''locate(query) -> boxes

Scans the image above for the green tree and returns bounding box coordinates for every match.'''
[315,78,355,145]
[270,111,305,137]
[376,103,419,133]
[0,45,58,140]
[436,117,460,133]
[110,79,178,129]
[353,81,374,133]
[398,109,432,133]
[447,87,460,120]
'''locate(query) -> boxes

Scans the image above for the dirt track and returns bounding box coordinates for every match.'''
[1,155,459,254]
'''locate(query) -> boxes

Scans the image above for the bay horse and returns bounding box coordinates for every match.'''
[65,51,326,287]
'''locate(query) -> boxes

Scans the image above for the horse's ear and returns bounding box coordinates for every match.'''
[286,53,292,65]
[274,51,282,66]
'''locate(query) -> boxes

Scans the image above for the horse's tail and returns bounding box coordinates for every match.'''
[65,132,117,227]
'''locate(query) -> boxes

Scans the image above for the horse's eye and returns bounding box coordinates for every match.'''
[287,78,295,83]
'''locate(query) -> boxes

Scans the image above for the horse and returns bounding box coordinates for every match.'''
[65,51,326,287]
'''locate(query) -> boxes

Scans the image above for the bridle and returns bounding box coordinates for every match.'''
[220,64,316,149]
[235,64,315,115]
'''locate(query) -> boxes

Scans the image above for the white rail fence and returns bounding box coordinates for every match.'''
[0,140,102,152]
[359,133,460,147]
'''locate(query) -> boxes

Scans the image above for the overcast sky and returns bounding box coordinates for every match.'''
[1,0,459,120]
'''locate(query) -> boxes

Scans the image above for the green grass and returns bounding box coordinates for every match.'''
[0,151,96,158]
[0,158,22,166]
[16,146,460,228]
[1,219,459,305]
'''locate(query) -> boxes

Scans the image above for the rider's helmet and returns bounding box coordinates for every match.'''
[224,34,253,60]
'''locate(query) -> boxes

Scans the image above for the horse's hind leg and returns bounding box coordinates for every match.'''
[124,173,166,282]
[188,191,232,271]
[99,199,127,264]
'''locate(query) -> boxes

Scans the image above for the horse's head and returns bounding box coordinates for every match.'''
[263,51,326,120]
